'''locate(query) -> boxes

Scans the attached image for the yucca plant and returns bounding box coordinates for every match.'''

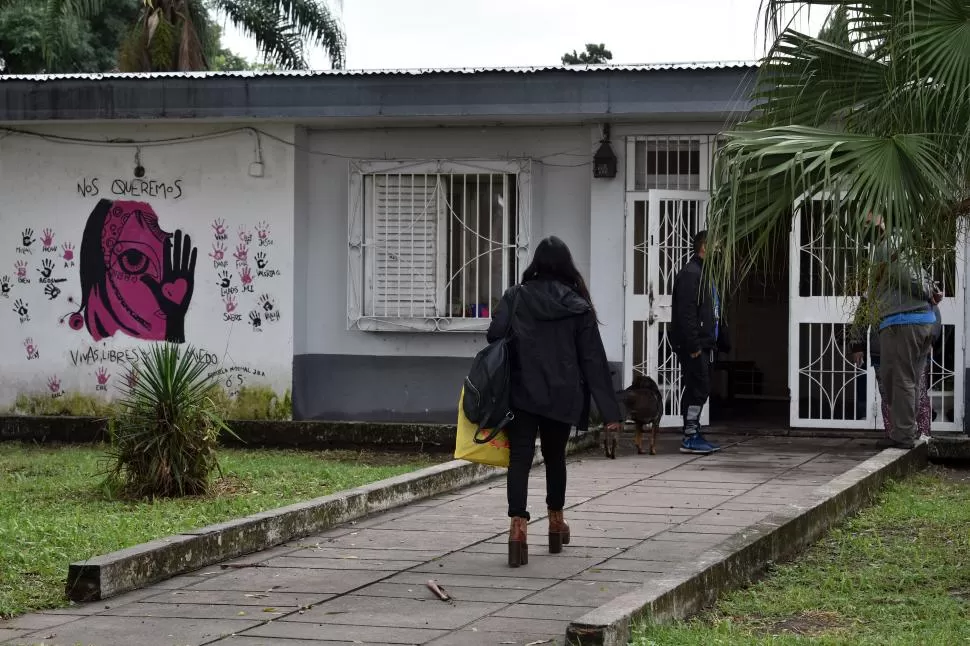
[105,342,232,498]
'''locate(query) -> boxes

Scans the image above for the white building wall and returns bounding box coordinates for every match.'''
[301,125,594,359]
[0,124,296,407]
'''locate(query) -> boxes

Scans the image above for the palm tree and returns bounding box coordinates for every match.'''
[707,0,970,297]
[40,0,345,71]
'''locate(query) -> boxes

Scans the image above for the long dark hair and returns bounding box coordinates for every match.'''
[520,236,598,320]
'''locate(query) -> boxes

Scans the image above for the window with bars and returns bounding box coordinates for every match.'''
[348,161,530,332]
[628,136,715,191]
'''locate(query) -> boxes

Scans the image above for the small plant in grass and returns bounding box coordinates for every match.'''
[105,343,234,498]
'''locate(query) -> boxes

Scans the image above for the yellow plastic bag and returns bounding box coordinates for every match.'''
[454,387,510,468]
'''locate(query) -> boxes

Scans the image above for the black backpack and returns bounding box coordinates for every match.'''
[463,287,521,441]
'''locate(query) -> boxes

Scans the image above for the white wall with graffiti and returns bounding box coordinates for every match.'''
[0,124,296,407]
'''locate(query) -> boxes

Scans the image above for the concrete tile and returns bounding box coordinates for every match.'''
[217,638,362,646]
[412,551,602,580]
[149,589,333,608]
[186,567,395,594]
[0,615,84,631]
[388,572,557,591]
[321,529,488,551]
[242,621,447,644]
[462,542,620,560]
[354,582,535,603]
[467,616,571,635]
[288,595,503,630]
[525,579,640,607]
[14,616,261,646]
[282,547,443,561]
[100,601,294,620]
[493,603,596,620]
[426,630,563,645]
[688,509,772,526]
[0,629,30,643]
[262,556,426,570]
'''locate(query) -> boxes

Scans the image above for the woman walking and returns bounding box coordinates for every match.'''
[487,236,622,568]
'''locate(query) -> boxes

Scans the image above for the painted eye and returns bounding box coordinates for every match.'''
[118,249,149,274]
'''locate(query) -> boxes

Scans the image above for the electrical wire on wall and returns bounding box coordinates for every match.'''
[0,125,595,168]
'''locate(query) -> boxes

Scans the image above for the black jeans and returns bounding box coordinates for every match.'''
[677,351,711,434]
[507,409,571,520]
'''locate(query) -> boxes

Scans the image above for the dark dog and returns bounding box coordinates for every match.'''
[614,374,663,456]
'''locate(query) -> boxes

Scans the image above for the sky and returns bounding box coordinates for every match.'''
[221,0,829,71]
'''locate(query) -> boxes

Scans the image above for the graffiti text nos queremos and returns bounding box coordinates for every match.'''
[69,347,218,367]
[77,178,184,200]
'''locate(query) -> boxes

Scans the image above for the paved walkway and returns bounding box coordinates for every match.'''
[1,435,878,646]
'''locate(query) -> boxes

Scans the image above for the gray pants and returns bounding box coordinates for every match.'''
[878,324,934,444]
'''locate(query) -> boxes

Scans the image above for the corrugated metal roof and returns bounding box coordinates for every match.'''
[0,60,758,82]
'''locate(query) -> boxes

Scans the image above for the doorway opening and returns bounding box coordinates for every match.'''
[709,234,790,429]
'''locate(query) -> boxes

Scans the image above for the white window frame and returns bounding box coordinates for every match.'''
[348,159,533,333]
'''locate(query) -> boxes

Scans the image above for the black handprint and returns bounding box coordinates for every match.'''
[219,270,232,289]
[260,294,275,312]
[13,299,28,317]
[38,258,54,279]
[249,310,262,330]
[140,230,198,344]
[0,276,9,296]
[21,228,34,247]
[44,283,61,300]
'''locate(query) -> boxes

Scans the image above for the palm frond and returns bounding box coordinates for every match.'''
[212,0,344,69]
[708,126,959,284]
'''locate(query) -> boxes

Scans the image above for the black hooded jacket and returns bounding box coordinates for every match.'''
[670,255,730,355]
[486,279,622,430]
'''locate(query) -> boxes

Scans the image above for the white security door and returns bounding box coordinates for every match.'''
[789,198,966,431]
[788,198,873,428]
[624,190,709,427]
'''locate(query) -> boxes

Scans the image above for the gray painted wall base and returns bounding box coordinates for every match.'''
[293,353,623,423]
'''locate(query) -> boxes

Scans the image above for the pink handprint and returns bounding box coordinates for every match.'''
[62,242,75,261]
[212,219,227,237]
[238,225,251,241]
[257,221,270,240]
[240,265,253,286]
[224,295,238,313]
[210,242,226,261]
[47,376,60,393]
[14,260,27,278]
[41,228,55,248]
[233,243,248,262]
[24,337,36,358]
[96,367,110,386]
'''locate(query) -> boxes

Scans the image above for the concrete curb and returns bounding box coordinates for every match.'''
[65,428,599,603]
[565,443,928,646]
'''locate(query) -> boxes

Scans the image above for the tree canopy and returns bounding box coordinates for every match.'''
[562,43,612,65]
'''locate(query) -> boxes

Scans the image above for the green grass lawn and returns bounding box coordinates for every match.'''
[632,466,970,646]
[0,442,439,619]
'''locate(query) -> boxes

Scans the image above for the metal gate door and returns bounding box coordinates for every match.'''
[788,198,872,428]
[624,190,709,427]
[789,198,965,431]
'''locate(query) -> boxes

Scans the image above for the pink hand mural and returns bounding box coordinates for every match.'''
[96,367,110,386]
[62,242,75,261]
[47,376,60,393]
[68,199,198,344]
[224,295,237,313]
[233,243,248,262]
[257,221,270,241]
[212,219,227,238]
[210,242,226,261]
[24,337,38,359]
[15,260,27,279]
[41,228,55,248]
[240,265,253,286]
